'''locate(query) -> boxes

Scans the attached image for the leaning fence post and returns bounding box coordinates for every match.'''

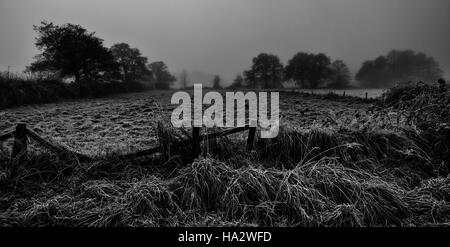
[247,121,257,151]
[192,127,200,158]
[12,123,27,159]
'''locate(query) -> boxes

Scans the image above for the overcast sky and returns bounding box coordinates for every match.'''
[0,0,449,84]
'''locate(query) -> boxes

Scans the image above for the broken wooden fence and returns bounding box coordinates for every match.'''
[0,123,257,162]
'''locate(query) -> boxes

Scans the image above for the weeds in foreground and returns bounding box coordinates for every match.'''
[1,122,449,227]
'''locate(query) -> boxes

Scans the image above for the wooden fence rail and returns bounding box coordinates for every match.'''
[26,128,93,162]
[1,123,258,162]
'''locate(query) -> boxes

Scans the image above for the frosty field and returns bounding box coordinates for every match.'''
[0,90,370,156]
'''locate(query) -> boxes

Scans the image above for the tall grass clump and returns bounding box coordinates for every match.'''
[382,80,449,127]
[254,126,429,174]
[382,80,450,170]
[172,157,234,210]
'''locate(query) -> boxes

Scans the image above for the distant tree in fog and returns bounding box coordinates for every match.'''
[148,61,176,89]
[285,52,332,89]
[212,75,222,89]
[28,21,117,82]
[244,53,284,89]
[243,70,256,88]
[110,43,150,82]
[356,50,443,88]
[180,69,189,89]
[328,60,351,88]
[229,74,244,89]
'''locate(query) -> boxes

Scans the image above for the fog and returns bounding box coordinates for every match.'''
[0,0,449,85]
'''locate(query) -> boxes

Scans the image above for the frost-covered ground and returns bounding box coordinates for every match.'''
[0,90,370,156]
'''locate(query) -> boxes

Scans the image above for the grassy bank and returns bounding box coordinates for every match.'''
[0,73,146,109]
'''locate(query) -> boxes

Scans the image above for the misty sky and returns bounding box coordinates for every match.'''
[1,0,449,85]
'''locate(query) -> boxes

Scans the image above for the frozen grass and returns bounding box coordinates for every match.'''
[1,122,449,227]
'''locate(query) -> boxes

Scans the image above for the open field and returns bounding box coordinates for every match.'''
[0,90,371,156]
[0,89,449,227]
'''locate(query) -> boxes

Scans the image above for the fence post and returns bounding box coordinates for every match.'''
[247,120,257,151]
[247,127,257,152]
[12,123,27,159]
[343,91,346,97]
[192,127,200,158]
[365,92,368,100]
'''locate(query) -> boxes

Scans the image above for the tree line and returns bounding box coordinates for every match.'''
[28,21,176,89]
[228,50,443,89]
[26,21,445,90]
